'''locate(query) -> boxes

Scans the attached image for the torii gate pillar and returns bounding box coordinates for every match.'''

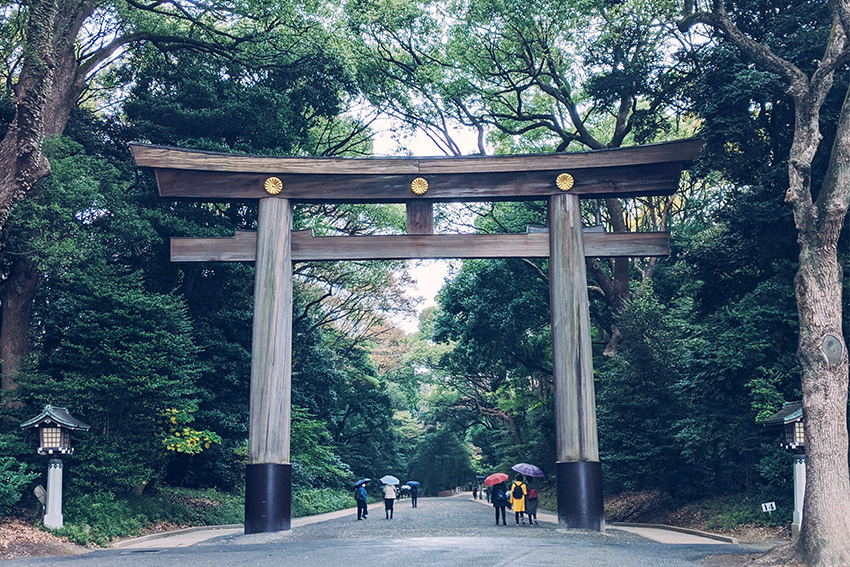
[549,193,603,530]
[244,197,293,533]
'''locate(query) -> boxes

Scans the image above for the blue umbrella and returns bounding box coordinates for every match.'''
[405,481,420,487]
[354,478,371,487]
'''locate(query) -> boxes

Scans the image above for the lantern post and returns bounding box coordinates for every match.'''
[20,406,90,530]
[763,401,805,537]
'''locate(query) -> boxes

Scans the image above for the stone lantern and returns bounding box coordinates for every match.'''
[20,405,90,529]
[763,401,804,537]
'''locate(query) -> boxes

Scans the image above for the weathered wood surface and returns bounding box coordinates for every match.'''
[248,198,293,465]
[549,193,599,462]
[151,161,685,201]
[406,201,434,234]
[131,138,703,173]
[170,230,671,262]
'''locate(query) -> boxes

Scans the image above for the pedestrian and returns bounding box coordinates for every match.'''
[509,474,527,525]
[484,485,491,503]
[410,483,419,508]
[472,484,478,500]
[355,481,369,520]
[492,482,509,525]
[384,483,396,519]
[525,478,539,525]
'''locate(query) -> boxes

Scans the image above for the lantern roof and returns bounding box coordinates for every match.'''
[761,401,803,426]
[20,405,91,431]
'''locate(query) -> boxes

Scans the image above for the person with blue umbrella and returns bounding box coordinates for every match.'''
[406,481,420,508]
[354,479,370,520]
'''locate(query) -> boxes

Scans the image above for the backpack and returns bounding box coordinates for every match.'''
[495,488,507,504]
[512,483,524,499]
[528,488,538,499]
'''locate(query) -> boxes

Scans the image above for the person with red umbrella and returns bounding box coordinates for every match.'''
[484,473,510,525]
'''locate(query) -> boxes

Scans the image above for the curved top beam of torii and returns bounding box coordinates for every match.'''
[130,138,703,203]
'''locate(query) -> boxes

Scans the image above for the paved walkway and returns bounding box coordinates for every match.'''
[113,492,734,549]
[7,494,760,567]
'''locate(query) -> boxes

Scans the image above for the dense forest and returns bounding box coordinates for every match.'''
[0,0,848,561]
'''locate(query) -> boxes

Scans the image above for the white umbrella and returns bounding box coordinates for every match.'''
[380,475,400,485]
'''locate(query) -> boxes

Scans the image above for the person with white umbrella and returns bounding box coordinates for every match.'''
[380,475,399,519]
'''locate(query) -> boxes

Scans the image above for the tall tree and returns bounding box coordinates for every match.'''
[347,0,697,352]
[0,0,356,396]
[0,0,346,227]
[680,0,850,564]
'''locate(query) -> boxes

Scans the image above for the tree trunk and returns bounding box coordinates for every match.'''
[0,0,88,403]
[0,0,89,228]
[772,224,850,567]
[0,258,40,404]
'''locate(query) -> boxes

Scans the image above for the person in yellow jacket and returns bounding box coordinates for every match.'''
[509,474,528,525]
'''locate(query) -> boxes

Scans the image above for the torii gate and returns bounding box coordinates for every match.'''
[131,138,702,534]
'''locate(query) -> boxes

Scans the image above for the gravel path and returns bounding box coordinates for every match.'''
[230,494,618,545]
[4,495,764,567]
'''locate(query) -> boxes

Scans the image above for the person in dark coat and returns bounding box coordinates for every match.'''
[525,478,539,525]
[410,484,418,508]
[491,482,509,525]
[356,482,369,520]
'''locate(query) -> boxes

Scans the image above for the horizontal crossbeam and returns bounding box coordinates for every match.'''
[170,230,670,262]
[131,139,703,203]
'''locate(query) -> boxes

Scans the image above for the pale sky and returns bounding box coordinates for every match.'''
[371,120,478,333]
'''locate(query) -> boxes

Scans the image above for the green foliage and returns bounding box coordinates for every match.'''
[699,494,792,531]
[292,488,355,518]
[160,408,222,455]
[291,407,352,488]
[0,434,39,516]
[596,286,696,494]
[408,430,474,495]
[57,488,244,546]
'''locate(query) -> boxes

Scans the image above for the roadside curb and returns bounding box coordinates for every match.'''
[111,524,243,548]
[609,522,737,543]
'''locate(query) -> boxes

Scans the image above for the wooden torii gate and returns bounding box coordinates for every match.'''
[131,138,702,534]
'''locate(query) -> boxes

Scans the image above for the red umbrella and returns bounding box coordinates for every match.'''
[483,472,509,486]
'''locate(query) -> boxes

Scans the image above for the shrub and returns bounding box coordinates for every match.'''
[0,456,38,516]
[292,488,353,517]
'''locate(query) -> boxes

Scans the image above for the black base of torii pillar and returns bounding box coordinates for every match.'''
[245,464,292,533]
[549,193,605,531]
[244,197,294,534]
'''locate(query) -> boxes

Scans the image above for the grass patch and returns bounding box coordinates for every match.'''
[55,488,243,546]
[533,488,791,535]
[53,486,357,546]
[293,488,355,517]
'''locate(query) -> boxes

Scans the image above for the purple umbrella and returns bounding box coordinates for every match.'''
[511,463,544,478]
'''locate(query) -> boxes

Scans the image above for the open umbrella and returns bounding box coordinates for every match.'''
[380,475,400,485]
[511,463,544,478]
[354,478,370,487]
[483,472,509,486]
[405,481,421,487]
